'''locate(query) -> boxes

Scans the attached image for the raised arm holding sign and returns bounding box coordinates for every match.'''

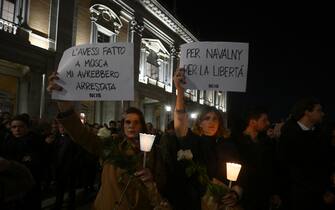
[47,43,172,210]
[170,68,242,209]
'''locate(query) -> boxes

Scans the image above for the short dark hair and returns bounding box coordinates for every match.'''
[11,114,30,127]
[245,107,268,124]
[91,123,100,129]
[291,97,320,121]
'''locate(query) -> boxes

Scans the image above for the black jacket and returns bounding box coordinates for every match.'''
[278,119,331,210]
[160,130,240,210]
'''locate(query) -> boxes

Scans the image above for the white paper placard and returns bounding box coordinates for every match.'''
[180,42,249,92]
[52,42,134,101]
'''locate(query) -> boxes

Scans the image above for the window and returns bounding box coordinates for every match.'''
[140,38,172,92]
[199,90,204,104]
[146,50,161,80]
[184,89,197,102]
[147,64,159,80]
[205,90,214,106]
[89,4,122,43]
[1,0,15,22]
[214,91,227,112]
[198,90,215,106]
[97,31,110,43]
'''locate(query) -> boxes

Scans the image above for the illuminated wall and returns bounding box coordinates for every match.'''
[118,18,128,42]
[76,0,91,45]
[28,0,51,49]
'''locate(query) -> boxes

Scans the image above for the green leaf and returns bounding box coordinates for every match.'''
[207,183,229,197]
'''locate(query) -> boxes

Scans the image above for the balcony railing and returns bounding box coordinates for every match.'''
[0,18,18,35]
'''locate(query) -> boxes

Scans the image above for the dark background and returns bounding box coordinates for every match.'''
[159,0,333,124]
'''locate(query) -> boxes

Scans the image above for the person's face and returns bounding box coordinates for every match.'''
[266,128,275,139]
[58,124,65,134]
[110,122,116,128]
[51,122,58,134]
[11,120,29,138]
[306,104,324,125]
[252,113,270,132]
[92,125,100,134]
[147,123,153,131]
[199,112,219,136]
[124,113,142,139]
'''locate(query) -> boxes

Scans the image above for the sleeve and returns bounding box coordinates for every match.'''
[57,110,103,156]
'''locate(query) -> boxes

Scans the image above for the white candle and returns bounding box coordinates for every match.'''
[139,133,156,152]
[226,162,242,181]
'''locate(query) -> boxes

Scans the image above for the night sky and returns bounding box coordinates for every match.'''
[159,1,334,123]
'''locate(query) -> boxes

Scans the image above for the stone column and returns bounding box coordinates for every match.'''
[128,18,144,109]
[89,12,100,123]
[48,0,59,50]
[169,45,177,94]
[89,15,98,43]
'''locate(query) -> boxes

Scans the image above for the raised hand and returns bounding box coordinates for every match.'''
[173,67,186,91]
[47,72,62,92]
[47,72,74,112]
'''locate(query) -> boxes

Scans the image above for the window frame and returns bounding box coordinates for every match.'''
[1,0,16,23]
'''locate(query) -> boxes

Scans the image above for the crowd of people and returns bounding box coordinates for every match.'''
[0,111,105,210]
[0,69,334,210]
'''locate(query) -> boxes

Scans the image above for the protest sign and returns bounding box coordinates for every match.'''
[52,42,134,101]
[180,42,249,92]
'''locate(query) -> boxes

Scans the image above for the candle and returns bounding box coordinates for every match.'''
[226,162,242,182]
[139,133,155,168]
[139,133,156,152]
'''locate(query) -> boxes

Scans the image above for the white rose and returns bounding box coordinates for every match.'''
[177,149,193,161]
[97,127,111,139]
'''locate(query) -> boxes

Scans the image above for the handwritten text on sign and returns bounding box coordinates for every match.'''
[52,43,134,101]
[180,42,249,92]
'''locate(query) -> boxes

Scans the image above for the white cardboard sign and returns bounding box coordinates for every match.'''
[180,42,249,92]
[52,42,134,101]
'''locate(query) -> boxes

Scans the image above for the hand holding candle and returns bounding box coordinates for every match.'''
[139,133,155,168]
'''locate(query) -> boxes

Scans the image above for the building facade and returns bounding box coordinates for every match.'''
[0,0,227,130]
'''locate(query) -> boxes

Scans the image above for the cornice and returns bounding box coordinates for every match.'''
[138,0,198,43]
